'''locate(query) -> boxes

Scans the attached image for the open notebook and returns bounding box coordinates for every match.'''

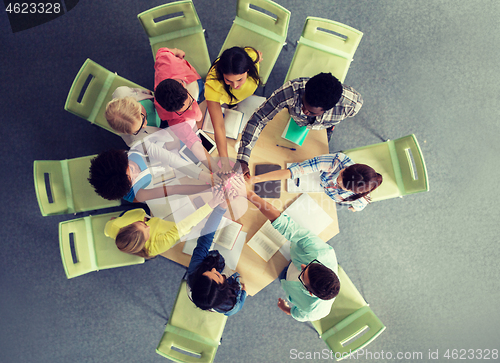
[247,193,333,262]
[202,108,244,139]
[286,163,323,193]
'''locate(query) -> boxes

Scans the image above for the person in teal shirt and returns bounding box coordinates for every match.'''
[244,180,340,321]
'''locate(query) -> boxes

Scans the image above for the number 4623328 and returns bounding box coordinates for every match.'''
[6,3,61,14]
[444,349,498,360]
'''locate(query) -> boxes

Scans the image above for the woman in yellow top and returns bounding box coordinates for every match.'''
[104,191,225,258]
[205,46,262,172]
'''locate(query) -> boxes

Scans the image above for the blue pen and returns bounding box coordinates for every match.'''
[276,144,296,151]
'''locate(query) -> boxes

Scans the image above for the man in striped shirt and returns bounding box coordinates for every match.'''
[237,73,363,175]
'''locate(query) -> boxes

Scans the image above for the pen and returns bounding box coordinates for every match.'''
[276,144,296,151]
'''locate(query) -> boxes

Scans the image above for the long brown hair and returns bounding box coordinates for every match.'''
[115,223,149,258]
[208,46,261,104]
[341,164,383,202]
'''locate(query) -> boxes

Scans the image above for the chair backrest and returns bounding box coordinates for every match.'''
[137,0,211,78]
[59,212,144,279]
[65,59,150,134]
[343,134,429,201]
[285,17,363,82]
[392,134,429,195]
[156,280,227,362]
[33,155,121,216]
[236,0,290,38]
[312,266,385,361]
[218,0,290,85]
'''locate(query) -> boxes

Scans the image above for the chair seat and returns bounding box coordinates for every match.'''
[286,44,352,82]
[344,143,401,202]
[150,32,211,79]
[59,212,145,279]
[311,266,367,335]
[156,280,227,362]
[65,59,150,134]
[221,23,284,85]
[169,281,227,342]
[67,156,121,213]
[311,266,385,360]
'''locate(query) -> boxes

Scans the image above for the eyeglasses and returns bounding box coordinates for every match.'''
[133,113,147,135]
[298,259,323,291]
[175,93,194,116]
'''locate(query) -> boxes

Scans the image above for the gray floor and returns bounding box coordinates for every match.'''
[1,0,499,362]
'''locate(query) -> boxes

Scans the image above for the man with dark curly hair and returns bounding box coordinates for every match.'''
[237,72,363,176]
[88,148,212,202]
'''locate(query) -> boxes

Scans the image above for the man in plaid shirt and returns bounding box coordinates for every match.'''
[236,73,363,175]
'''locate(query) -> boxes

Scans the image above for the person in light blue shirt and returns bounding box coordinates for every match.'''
[244,180,340,322]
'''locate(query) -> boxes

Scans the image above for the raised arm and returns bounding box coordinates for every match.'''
[248,168,291,184]
[245,188,281,222]
[237,83,291,166]
[206,101,232,173]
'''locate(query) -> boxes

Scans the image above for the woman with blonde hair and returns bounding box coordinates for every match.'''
[105,190,225,258]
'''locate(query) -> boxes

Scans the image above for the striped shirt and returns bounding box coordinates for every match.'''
[288,153,369,212]
[237,78,363,163]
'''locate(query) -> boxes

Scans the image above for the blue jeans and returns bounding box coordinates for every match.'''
[279,262,291,281]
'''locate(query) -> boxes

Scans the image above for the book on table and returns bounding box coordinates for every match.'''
[246,220,288,262]
[281,117,309,146]
[247,193,334,261]
[213,217,243,250]
[203,107,243,140]
[286,163,323,193]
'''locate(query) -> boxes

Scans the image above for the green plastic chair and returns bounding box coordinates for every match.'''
[138,0,211,79]
[65,59,151,134]
[218,0,290,85]
[59,212,145,279]
[285,17,363,83]
[156,280,228,363]
[311,266,385,361]
[343,134,429,202]
[34,155,121,216]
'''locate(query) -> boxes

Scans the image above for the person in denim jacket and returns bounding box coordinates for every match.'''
[187,200,247,316]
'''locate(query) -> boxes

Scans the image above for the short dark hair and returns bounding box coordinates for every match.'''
[307,263,340,300]
[154,79,188,112]
[304,73,343,111]
[88,149,131,200]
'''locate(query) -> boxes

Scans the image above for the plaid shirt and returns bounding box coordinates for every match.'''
[237,78,363,163]
[288,153,369,212]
